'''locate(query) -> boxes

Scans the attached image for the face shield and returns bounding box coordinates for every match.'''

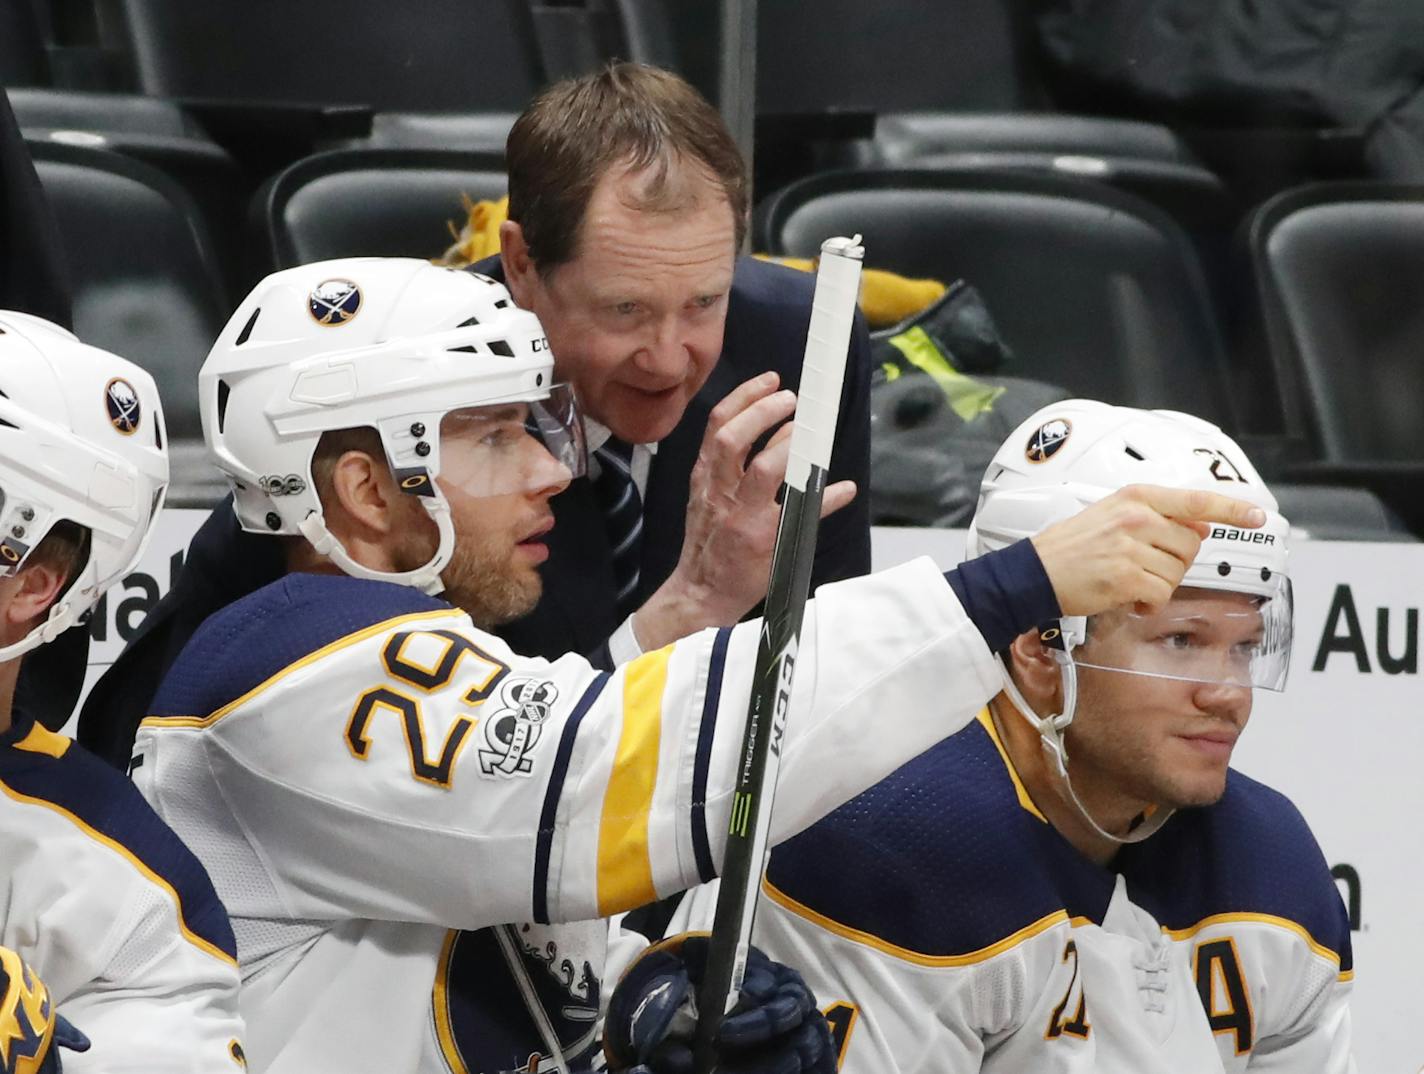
[436,382,587,498]
[1070,580,1293,693]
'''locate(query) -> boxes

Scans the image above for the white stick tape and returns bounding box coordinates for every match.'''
[785,235,865,491]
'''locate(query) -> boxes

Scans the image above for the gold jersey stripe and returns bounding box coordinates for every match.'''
[0,776,237,968]
[596,646,672,916]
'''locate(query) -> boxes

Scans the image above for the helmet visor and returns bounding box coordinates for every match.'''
[437,383,587,498]
[1072,581,1293,692]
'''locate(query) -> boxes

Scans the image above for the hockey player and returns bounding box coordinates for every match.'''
[697,401,1353,1072]
[0,312,246,1071]
[131,261,1270,1073]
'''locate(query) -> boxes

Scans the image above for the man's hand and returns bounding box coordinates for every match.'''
[1032,484,1268,615]
[633,372,856,651]
[604,934,836,1074]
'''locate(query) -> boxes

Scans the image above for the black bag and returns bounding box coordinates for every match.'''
[869,282,1070,527]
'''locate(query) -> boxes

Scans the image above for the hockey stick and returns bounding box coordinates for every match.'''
[691,235,865,1073]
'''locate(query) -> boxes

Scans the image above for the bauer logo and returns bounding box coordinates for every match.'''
[1208,527,1276,545]
[1025,418,1071,462]
[105,377,141,434]
[308,279,362,326]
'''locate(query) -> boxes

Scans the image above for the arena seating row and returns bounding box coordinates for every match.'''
[3,1,1416,536]
[13,130,1420,538]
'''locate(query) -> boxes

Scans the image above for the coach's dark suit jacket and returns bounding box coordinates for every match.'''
[69,255,872,768]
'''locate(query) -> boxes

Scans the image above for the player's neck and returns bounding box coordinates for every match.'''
[989,698,1136,866]
[0,657,19,735]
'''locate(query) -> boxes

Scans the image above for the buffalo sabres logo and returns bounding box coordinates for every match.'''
[479,678,557,777]
[308,279,362,326]
[105,377,141,435]
[1025,418,1072,463]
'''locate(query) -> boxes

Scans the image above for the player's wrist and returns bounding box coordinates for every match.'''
[635,572,727,651]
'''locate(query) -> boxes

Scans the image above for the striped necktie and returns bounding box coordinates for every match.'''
[592,438,643,618]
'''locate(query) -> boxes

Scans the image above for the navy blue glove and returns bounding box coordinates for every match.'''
[0,945,90,1074]
[604,934,836,1074]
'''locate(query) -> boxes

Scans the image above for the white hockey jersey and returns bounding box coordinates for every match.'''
[130,559,1001,1073]
[686,711,1354,1073]
[0,717,246,1073]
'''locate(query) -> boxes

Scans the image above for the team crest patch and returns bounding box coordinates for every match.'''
[105,377,141,435]
[479,678,558,777]
[1025,418,1072,462]
[308,279,362,326]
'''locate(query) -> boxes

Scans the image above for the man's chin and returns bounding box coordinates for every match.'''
[601,388,688,445]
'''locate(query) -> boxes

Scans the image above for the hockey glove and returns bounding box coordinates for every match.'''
[604,933,836,1074]
[0,946,90,1074]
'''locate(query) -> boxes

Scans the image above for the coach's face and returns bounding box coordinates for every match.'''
[502,161,736,445]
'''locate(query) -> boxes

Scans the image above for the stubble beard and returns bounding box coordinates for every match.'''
[395,520,543,629]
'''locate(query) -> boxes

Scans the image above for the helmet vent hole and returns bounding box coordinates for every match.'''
[216,379,231,434]
[1217,562,1232,577]
[488,339,515,358]
[458,316,480,327]
[447,345,478,354]
[235,307,261,347]
[494,299,510,309]
[0,417,16,430]
[1124,445,1145,460]
[153,418,163,450]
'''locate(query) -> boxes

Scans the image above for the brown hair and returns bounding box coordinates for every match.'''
[25,519,91,602]
[506,62,748,272]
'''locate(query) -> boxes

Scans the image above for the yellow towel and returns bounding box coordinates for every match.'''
[437,194,508,267]
[437,197,947,327]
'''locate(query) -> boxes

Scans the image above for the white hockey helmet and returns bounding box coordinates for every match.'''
[966,400,1292,840]
[200,258,584,596]
[0,311,169,660]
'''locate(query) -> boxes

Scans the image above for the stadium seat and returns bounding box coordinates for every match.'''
[1247,181,1424,533]
[98,0,547,112]
[324,111,517,154]
[28,140,227,501]
[10,89,247,288]
[0,0,48,86]
[252,148,507,272]
[759,168,1236,429]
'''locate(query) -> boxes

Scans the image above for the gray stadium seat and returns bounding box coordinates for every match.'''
[1247,181,1424,534]
[760,168,1237,429]
[252,148,508,271]
[28,140,227,503]
[99,0,547,112]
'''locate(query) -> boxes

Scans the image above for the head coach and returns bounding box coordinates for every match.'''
[68,61,872,768]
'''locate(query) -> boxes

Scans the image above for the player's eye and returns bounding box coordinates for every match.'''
[1159,632,1195,651]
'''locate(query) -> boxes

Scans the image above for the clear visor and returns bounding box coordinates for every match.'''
[1072,581,1293,692]
[436,383,587,498]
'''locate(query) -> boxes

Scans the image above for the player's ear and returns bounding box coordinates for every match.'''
[2,559,67,637]
[499,221,539,309]
[1005,628,1063,712]
[327,449,403,539]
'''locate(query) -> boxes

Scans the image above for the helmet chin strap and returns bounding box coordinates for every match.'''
[0,599,78,664]
[298,498,453,597]
[995,650,1173,847]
